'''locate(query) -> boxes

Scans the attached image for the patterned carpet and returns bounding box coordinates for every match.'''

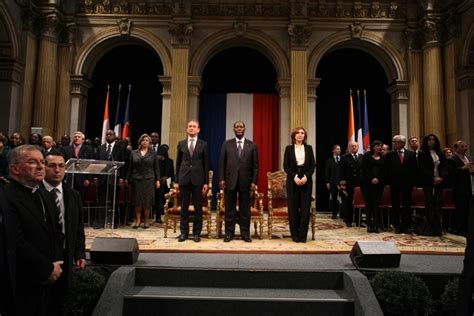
[85,213,467,254]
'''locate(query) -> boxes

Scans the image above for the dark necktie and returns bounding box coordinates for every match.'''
[189,139,194,157]
[336,156,340,163]
[237,140,243,158]
[106,144,112,160]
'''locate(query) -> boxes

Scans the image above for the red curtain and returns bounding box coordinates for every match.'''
[253,94,279,209]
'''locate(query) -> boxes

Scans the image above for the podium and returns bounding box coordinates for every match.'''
[66,158,125,229]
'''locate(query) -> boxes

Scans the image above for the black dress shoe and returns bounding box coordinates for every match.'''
[224,235,233,242]
[178,234,187,242]
[243,236,252,242]
[193,235,201,242]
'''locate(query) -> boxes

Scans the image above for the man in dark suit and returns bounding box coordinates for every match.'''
[62,131,94,198]
[0,184,16,316]
[41,135,54,157]
[339,141,363,227]
[325,144,342,219]
[175,120,209,242]
[386,135,418,233]
[94,130,128,228]
[448,140,473,235]
[4,145,64,315]
[43,151,86,313]
[219,121,259,242]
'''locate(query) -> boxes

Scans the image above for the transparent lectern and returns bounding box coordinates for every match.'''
[66,158,125,229]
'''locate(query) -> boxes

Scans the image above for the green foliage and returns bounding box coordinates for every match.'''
[63,268,107,316]
[440,278,459,313]
[370,271,433,316]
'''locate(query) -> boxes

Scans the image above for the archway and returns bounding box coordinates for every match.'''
[315,48,391,212]
[85,44,164,145]
[198,46,279,206]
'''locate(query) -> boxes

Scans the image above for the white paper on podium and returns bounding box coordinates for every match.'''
[83,163,107,173]
[166,178,171,188]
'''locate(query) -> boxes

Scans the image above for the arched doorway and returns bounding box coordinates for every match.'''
[315,48,391,212]
[198,46,279,205]
[85,44,164,145]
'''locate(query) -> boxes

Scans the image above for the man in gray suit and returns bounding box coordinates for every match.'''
[175,120,209,242]
[219,121,259,242]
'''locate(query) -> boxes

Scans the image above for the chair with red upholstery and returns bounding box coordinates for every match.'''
[83,181,98,226]
[267,170,316,240]
[411,187,425,216]
[215,187,264,239]
[163,170,213,238]
[353,186,366,228]
[379,185,392,230]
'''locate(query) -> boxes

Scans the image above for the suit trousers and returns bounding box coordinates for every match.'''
[390,185,413,230]
[179,184,203,236]
[328,186,340,218]
[287,181,312,242]
[364,185,383,226]
[224,186,251,238]
[422,185,443,235]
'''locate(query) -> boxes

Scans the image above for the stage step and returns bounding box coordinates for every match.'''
[93,267,382,316]
[123,287,354,315]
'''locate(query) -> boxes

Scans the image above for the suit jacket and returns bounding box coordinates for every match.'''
[126,149,160,182]
[339,153,364,188]
[97,141,128,180]
[447,154,473,197]
[60,185,85,290]
[175,138,209,186]
[283,144,316,184]
[418,150,448,187]
[385,149,417,188]
[0,184,16,307]
[361,152,386,187]
[4,181,63,291]
[325,156,342,187]
[219,138,259,191]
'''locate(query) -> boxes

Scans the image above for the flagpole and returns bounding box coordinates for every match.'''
[114,84,122,139]
[347,89,355,145]
[101,85,110,144]
[356,89,364,154]
[122,84,132,141]
[362,89,370,151]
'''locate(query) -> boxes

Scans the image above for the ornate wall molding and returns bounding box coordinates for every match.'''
[404,27,422,50]
[70,75,93,96]
[117,18,132,35]
[39,12,62,42]
[0,60,24,84]
[276,77,291,98]
[349,22,364,39]
[78,0,173,15]
[158,75,171,96]
[308,1,404,19]
[233,21,247,37]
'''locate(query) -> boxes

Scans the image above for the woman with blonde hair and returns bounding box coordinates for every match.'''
[127,134,160,228]
[283,127,316,242]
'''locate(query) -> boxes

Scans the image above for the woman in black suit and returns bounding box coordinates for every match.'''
[127,134,160,229]
[418,134,446,236]
[283,127,316,242]
[361,140,385,233]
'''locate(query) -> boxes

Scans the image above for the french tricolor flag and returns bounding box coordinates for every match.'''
[199,93,280,205]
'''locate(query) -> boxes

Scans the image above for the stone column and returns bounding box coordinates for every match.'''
[421,16,446,144]
[19,16,39,138]
[0,60,24,134]
[159,76,172,146]
[69,75,92,134]
[387,80,410,138]
[187,76,202,122]
[443,38,458,146]
[55,24,76,140]
[32,13,60,136]
[288,23,311,131]
[168,22,193,160]
[405,28,423,139]
[308,77,320,196]
[457,71,474,150]
[276,78,291,168]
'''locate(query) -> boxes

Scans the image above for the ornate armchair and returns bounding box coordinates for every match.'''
[215,187,265,239]
[163,170,213,238]
[267,170,316,240]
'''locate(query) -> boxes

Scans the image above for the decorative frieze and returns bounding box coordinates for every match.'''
[78,0,173,15]
[308,1,403,19]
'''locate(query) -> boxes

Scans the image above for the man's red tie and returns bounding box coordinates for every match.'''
[74,146,79,158]
[398,151,404,164]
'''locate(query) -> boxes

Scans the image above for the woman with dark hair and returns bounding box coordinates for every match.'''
[418,134,447,236]
[361,140,385,233]
[127,134,160,229]
[283,127,316,242]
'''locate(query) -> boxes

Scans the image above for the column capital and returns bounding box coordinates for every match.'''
[0,59,24,84]
[188,76,202,97]
[457,68,474,90]
[158,75,172,96]
[169,22,193,47]
[404,27,422,50]
[308,77,321,101]
[276,77,291,98]
[70,75,92,96]
[420,15,443,47]
[387,80,409,102]
[39,11,62,42]
[288,23,311,48]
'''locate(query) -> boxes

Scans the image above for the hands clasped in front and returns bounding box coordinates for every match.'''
[48,260,64,284]
[294,175,308,186]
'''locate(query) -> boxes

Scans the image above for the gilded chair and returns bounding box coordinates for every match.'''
[215,187,265,239]
[267,170,316,240]
[163,170,213,238]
